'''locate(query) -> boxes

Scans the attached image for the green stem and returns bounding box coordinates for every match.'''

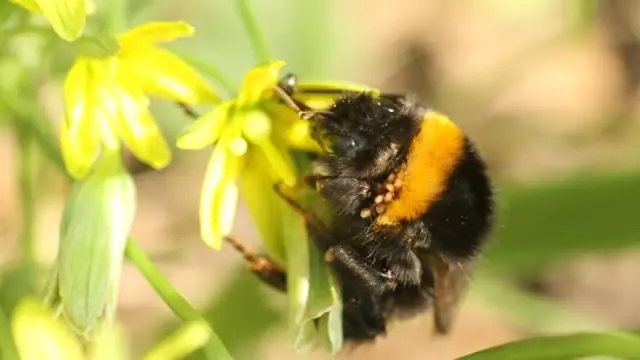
[16,126,36,266]
[0,94,66,173]
[0,303,19,360]
[179,53,237,96]
[106,0,127,36]
[235,0,271,63]
[125,239,233,360]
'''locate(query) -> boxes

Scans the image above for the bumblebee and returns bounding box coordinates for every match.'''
[224,73,495,343]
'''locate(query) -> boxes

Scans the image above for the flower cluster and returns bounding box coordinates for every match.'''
[62,21,220,179]
[177,60,320,249]
[7,0,375,354]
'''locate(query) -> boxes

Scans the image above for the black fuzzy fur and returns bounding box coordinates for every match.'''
[248,89,495,344]
[306,93,495,342]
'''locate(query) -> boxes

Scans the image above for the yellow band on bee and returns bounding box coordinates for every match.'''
[376,110,464,226]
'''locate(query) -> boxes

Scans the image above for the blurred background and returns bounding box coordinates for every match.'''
[1,0,640,359]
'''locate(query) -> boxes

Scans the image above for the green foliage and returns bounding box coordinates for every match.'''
[459,332,640,360]
[484,171,640,277]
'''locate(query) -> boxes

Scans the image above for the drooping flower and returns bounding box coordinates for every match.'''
[176,59,375,251]
[61,21,220,179]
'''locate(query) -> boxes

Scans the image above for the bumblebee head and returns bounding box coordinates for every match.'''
[310,93,419,179]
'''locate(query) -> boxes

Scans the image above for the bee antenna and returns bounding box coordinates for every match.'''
[274,73,322,121]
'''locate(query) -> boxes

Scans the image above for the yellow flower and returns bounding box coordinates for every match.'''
[9,0,89,41]
[177,61,303,250]
[177,60,378,251]
[61,21,220,179]
[177,61,379,353]
[12,297,85,360]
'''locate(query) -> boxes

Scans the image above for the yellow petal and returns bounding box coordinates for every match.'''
[177,101,234,150]
[118,21,194,47]
[90,58,124,150]
[61,58,102,179]
[12,297,85,360]
[33,0,86,41]
[217,179,239,237]
[280,118,322,153]
[199,140,243,250]
[241,108,272,142]
[141,319,213,360]
[111,83,172,170]
[263,102,322,152]
[9,0,41,12]
[236,60,286,108]
[120,46,220,104]
[241,109,296,186]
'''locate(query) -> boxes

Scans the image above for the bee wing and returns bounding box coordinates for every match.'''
[425,254,475,334]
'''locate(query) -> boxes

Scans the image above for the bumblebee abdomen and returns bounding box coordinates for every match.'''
[419,138,494,259]
[375,110,466,226]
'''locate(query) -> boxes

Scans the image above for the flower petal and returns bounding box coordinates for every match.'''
[33,0,86,41]
[9,0,40,12]
[236,60,286,108]
[120,46,220,104]
[280,119,322,152]
[12,297,85,360]
[199,140,243,250]
[61,58,102,179]
[241,109,296,186]
[90,58,124,150]
[177,101,234,150]
[238,151,287,264]
[263,102,322,153]
[117,21,194,47]
[110,83,172,170]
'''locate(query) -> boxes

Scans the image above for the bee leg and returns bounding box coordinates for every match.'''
[273,183,391,286]
[342,289,387,341]
[325,245,396,293]
[274,83,315,117]
[273,183,333,236]
[223,236,287,292]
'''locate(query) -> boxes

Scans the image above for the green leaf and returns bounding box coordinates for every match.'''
[484,171,640,277]
[55,151,136,336]
[471,276,607,334]
[180,270,284,360]
[126,240,233,360]
[239,150,311,348]
[458,332,640,360]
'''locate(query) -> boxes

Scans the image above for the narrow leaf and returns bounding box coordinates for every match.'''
[459,332,640,360]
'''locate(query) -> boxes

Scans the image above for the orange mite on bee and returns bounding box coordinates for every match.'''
[225,71,495,346]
